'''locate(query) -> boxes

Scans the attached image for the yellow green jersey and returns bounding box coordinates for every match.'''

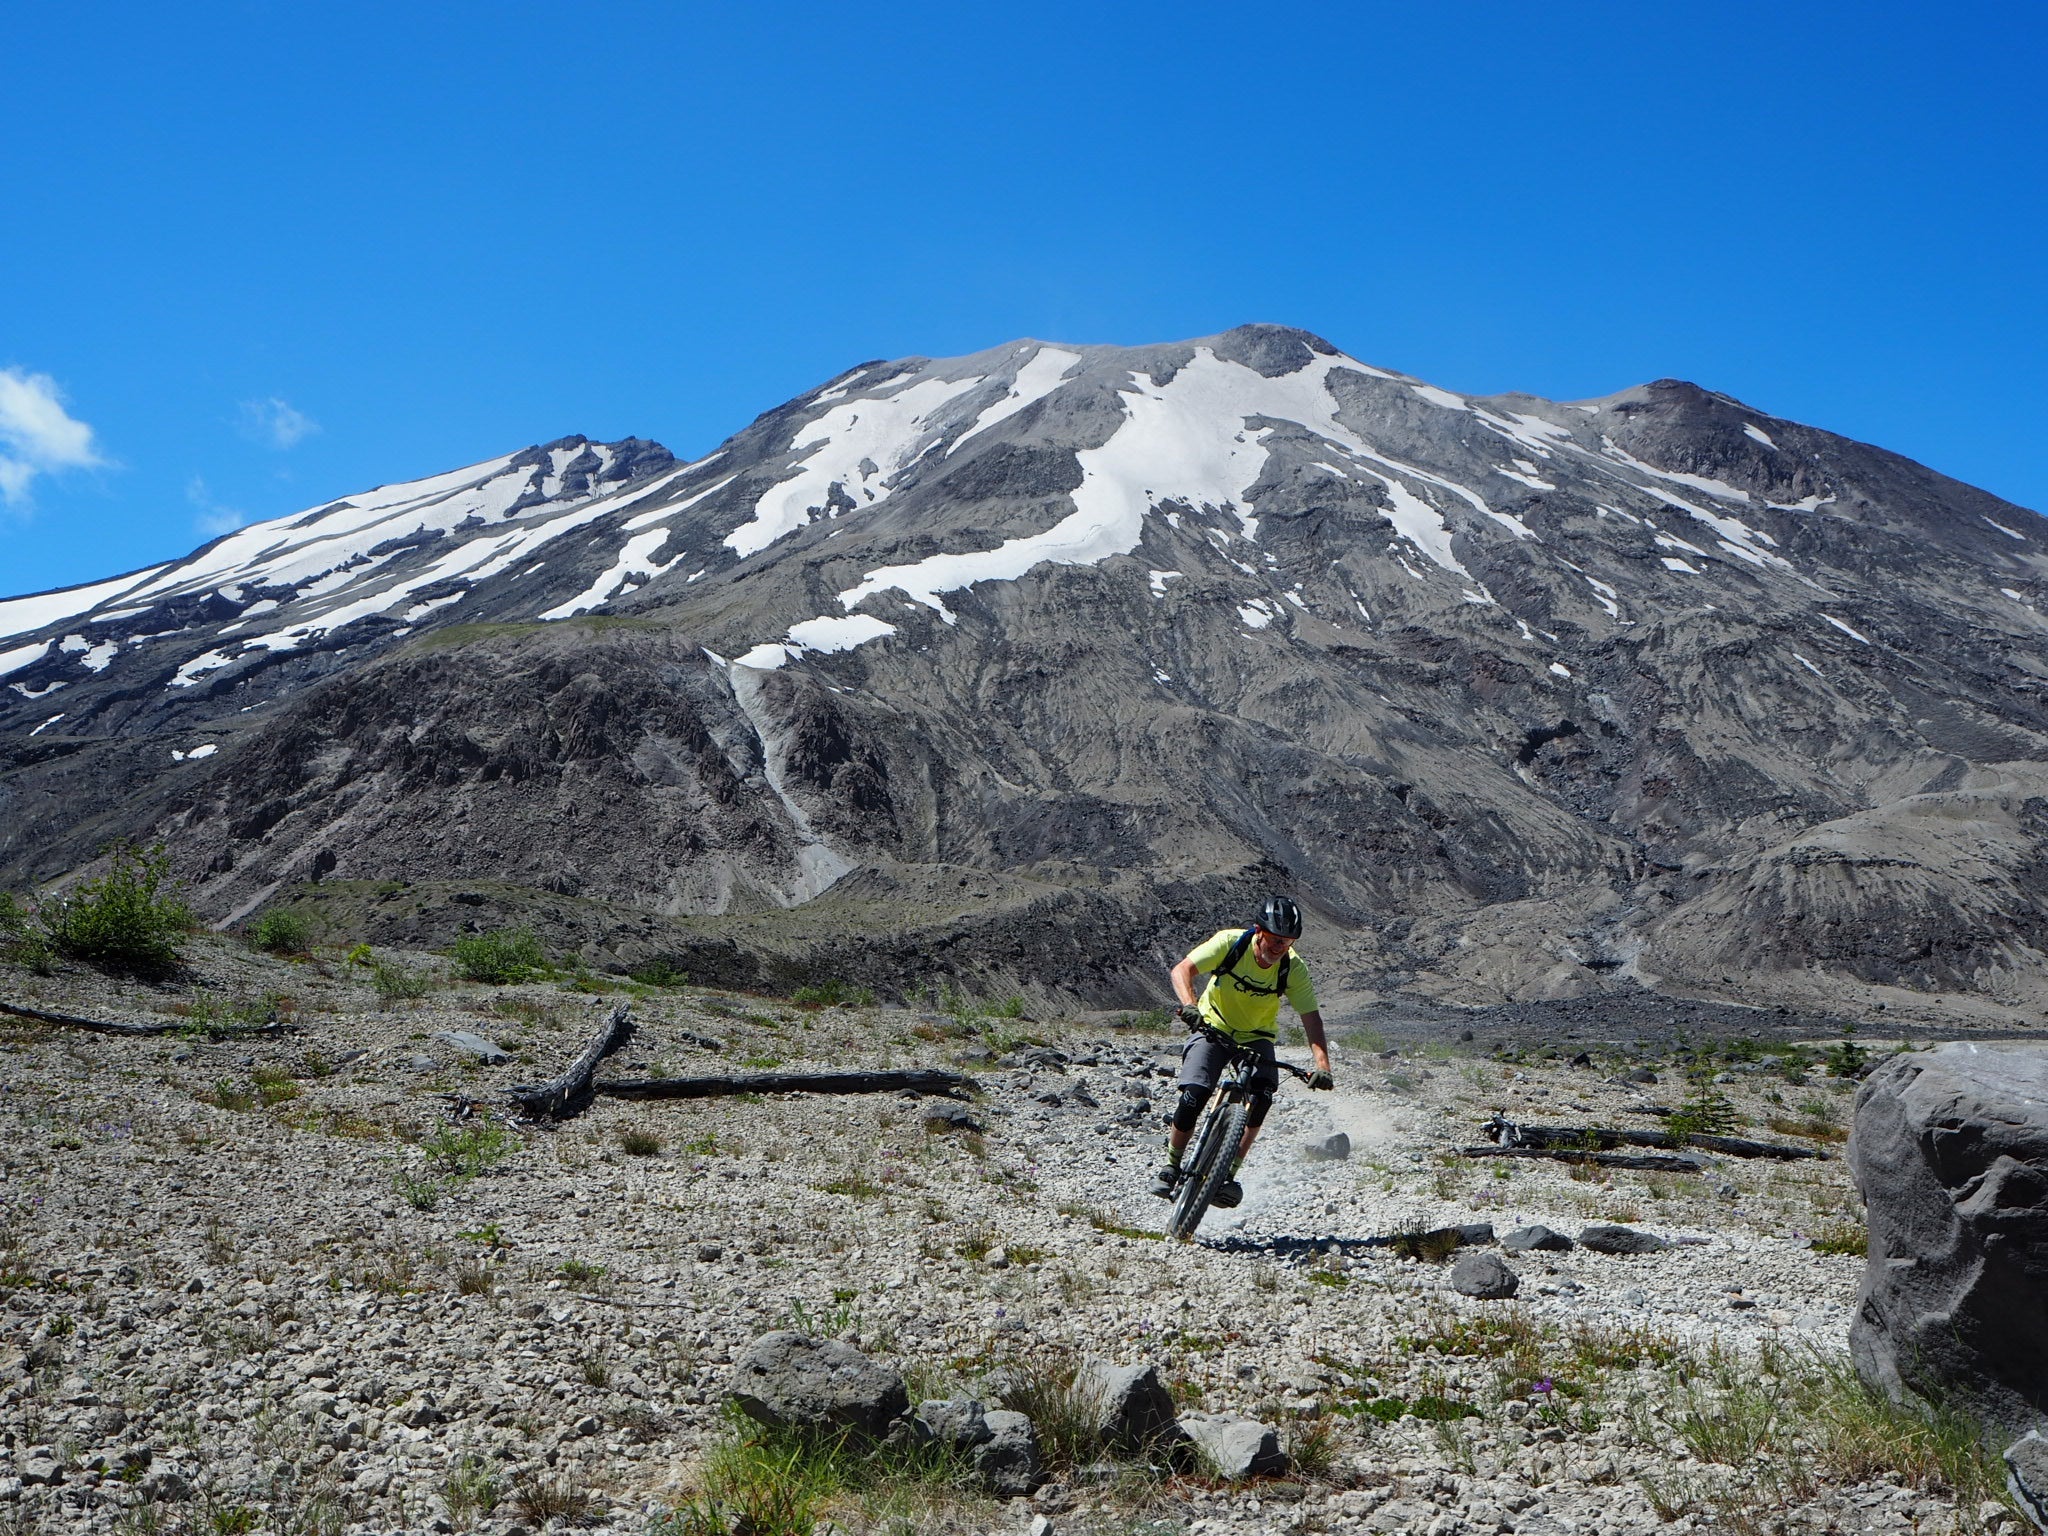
[1187,928,1319,1043]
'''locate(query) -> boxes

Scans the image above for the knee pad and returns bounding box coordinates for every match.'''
[1173,1085,1211,1134]
[1246,1090,1274,1130]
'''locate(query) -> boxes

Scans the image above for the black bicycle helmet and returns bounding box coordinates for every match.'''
[1256,894,1303,939]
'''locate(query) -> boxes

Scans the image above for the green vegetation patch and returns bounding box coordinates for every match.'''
[451,927,547,983]
[37,842,192,978]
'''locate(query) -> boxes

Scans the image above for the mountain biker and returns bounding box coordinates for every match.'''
[1149,895,1334,1208]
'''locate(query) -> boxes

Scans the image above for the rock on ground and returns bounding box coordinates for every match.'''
[916,1396,992,1450]
[729,1331,908,1438]
[972,1408,1044,1497]
[1075,1360,1180,1450]
[1503,1224,1575,1253]
[1850,1042,2048,1430]
[1580,1224,1670,1255]
[1451,1250,1520,1299]
[2005,1429,2048,1532]
[1178,1413,1289,1479]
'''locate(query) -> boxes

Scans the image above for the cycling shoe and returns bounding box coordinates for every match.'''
[1211,1179,1243,1209]
[1147,1166,1180,1199]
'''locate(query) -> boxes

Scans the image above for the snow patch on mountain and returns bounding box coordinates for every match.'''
[948,346,1081,454]
[0,568,170,643]
[725,374,990,559]
[734,614,899,671]
[836,347,1489,623]
[0,640,49,678]
[542,528,682,619]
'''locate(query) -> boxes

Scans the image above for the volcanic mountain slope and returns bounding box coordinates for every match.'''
[5,324,2048,1017]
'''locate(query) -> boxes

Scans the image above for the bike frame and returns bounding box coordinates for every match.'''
[1168,1026,1311,1240]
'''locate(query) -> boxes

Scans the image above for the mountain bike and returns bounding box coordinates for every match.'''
[1169,1024,1314,1241]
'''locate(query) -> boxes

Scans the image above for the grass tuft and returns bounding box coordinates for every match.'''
[618,1126,663,1157]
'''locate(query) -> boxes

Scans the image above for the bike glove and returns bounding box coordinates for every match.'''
[1174,1005,1203,1028]
[1308,1069,1334,1091]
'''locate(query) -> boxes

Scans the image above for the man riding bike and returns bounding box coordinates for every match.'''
[1150,895,1334,1208]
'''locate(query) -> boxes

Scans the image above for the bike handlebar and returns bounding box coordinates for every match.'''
[1183,1019,1316,1082]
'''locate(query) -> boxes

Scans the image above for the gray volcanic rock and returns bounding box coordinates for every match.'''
[729,1331,907,1438]
[1849,1043,2048,1430]
[1179,1413,1289,1479]
[432,1030,509,1064]
[1451,1251,1521,1298]
[915,1397,992,1450]
[1503,1224,1576,1253]
[5,326,2048,1018]
[971,1409,1043,1497]
[1074,1359,1180,1451]
[1580,1225,1669,1255]
[2005,1430,2048,1532]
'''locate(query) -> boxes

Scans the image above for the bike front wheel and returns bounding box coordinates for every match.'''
[1169,1100,1248,1241]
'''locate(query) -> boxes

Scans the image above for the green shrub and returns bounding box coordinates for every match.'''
[452,928,546,984]
[1666,1083,1740,1142]
[421,1121,520,1177]
[393,1170,444,1210]
[251,1065,302,1106]
[370,959,431,1004]
[1827,1023,1871,1079]
[175,990,283,1032]
[0,893,54,972]
[250,908,314,955]
[631,959,690,987]
[41,842,191,977]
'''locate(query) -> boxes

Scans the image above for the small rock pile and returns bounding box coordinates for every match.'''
[727,1333,1291,1492]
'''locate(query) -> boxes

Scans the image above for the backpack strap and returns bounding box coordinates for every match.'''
[1211,927,1288,997]
[1215,927,1256,980]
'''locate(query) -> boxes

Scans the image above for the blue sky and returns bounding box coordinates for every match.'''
[3,1,2044,599]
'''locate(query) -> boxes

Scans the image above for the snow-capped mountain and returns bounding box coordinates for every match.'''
[5,325,2047,1019]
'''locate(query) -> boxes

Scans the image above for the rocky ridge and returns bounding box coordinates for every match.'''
[5,326,2048,1023]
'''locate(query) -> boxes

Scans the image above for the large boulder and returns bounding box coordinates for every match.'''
[2007,1430,2048,1530]
[1849,1043,2048,1430]
[729,1332,908,1438]
[972,1409,1044,1496]
[1179,1414,1289,1479]
[1073,1360,1180,1450]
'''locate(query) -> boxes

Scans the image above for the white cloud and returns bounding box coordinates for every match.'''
[186,476,246,538]
[0,367,105,506]
[240,396,319,450]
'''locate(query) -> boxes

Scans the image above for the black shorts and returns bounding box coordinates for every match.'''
[1176,1034,1279,1096]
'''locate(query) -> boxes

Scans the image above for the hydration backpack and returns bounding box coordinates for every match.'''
[1211,926,1290,998]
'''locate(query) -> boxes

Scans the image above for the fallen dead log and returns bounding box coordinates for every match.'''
[1483,1115,1825,1161]
[597,1068,977,1101]
[1459,1145,1708,1174]
[0,997,293,1038]
[507,1000,634,1122]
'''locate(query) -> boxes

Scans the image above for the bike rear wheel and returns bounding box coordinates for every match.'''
[1169,1100,1248,1240]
